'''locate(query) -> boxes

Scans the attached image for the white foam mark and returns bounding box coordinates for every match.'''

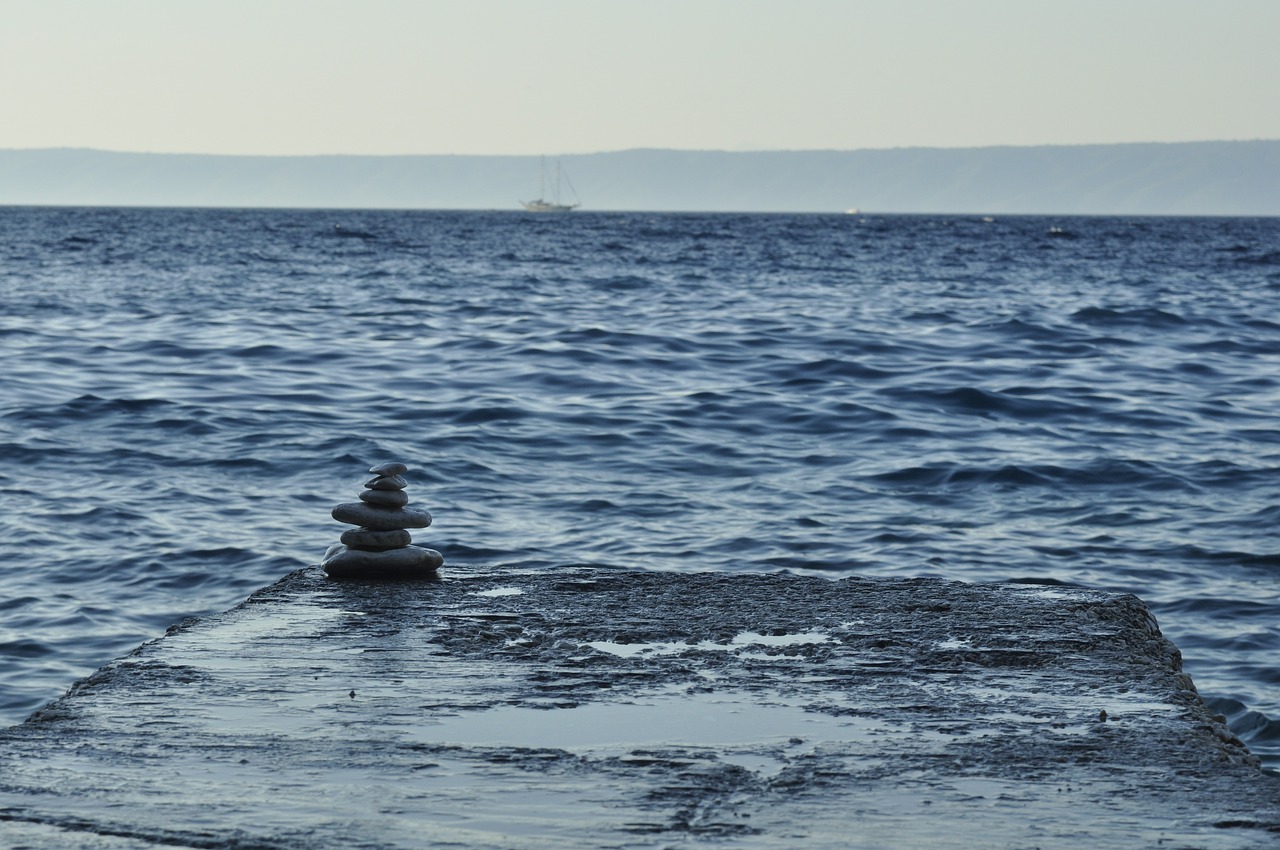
[731,630,830,647]
[1011,585,1089,601]
[587,631,830,658]
[473,587,524,597]
[585,640,704,658]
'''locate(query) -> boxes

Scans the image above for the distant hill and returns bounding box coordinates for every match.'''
[1,141,1277,215]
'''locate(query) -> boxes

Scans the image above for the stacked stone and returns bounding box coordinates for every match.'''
[322,462,443,579]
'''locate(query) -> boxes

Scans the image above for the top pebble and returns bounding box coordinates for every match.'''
[365,474,407,491]
[369,462,408,477]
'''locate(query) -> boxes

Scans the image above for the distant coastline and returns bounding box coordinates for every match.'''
[1,140,1277,216]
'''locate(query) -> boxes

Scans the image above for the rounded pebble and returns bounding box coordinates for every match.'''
[359,488,409,508]
[368,462,408,477]
[364,474,408,491]
[341,527,412,551]
[331,502,432,531]
[322,544,443,578]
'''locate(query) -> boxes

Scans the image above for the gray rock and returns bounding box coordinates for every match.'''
[331,502,432,531]
[321,544,443,578]
[368,462,408,477]
[364,474,408,491]
[358,488,409,508]
[7,566,1279,850]
[340,527,412,551]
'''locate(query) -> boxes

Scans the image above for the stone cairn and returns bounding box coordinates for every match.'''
[322,462,443,579]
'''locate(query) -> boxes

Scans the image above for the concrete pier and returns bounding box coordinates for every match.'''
[2,566,1278,848]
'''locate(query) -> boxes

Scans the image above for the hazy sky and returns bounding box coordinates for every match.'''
[3,0,1278,156]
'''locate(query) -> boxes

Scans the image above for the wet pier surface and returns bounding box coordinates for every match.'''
[2,566,1279,849]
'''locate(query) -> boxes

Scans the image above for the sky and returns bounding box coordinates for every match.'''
[2,0,1278,157]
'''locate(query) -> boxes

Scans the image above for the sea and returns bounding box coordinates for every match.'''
[1,207,1277,767]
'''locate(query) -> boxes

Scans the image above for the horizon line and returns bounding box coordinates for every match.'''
[4,138,1278,159]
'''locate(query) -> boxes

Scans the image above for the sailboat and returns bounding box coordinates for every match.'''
[521,157,580,212]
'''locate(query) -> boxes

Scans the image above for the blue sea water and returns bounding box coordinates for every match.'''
[1,207,1278,765]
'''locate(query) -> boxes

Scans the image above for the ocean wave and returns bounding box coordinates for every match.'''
[2,207,1279,766]
[1070,306,1194,328]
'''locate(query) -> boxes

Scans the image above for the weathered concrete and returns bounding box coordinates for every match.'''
[2,566,1278,849]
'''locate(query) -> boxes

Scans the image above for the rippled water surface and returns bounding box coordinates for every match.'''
[1,207,1278,764]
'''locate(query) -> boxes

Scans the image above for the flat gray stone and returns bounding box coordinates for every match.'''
[331,502,431,531]
[358,487,409,508]
[321,544,443,578]
[364,474,407,491]
[340,527,412,551]
[368,462,408,477]
[2,568,1277,849]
